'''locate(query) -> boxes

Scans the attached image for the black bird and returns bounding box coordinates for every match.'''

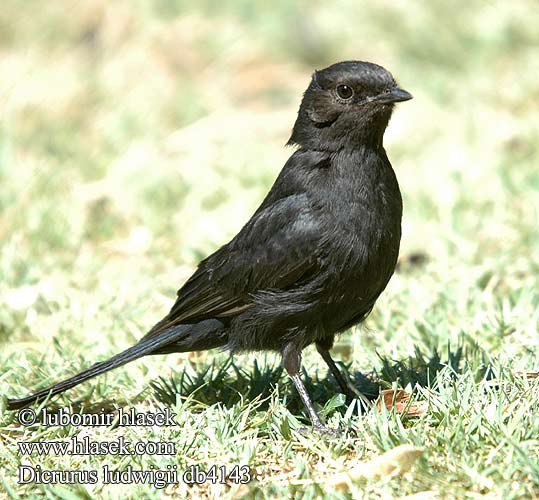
[7,61,412,432]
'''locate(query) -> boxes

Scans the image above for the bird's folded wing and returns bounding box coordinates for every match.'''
[143,193,325,338]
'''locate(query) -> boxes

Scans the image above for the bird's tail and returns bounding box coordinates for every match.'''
[6,319,226,410]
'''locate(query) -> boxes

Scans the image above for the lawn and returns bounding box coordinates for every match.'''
[1,1,538,499]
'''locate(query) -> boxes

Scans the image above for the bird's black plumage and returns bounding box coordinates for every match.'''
[7,61,412,432]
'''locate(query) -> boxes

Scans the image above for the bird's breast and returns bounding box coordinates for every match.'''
[316,150,403,307]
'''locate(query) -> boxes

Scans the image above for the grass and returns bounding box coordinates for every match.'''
[1,0,538,498]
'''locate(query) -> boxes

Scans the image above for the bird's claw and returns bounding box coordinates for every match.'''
[296,424,348,439]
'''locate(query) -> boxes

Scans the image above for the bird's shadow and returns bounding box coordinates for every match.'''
[150,343,480,416]
[19,343,486,425]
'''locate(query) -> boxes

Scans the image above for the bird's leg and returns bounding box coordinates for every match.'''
[316,338,364,404]
[282,342,327,432]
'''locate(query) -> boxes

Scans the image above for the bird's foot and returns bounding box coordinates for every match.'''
[297,424,347,439]
[341,387,373,410]
[343,391,355,407]
[316,425,344,438]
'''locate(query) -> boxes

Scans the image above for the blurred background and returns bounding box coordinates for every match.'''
[1,0,538,393]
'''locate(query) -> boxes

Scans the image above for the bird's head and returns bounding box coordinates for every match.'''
[288,61,412,151]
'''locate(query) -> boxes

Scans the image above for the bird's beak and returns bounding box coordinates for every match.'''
[376,87,413,104]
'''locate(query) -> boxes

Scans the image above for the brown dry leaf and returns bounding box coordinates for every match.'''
[483,371,539,391]
[513,371,539,379]
[327,445,424,490]
[377,389,427,417]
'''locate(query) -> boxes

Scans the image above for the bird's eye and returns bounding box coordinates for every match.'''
[336,84,354,100]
